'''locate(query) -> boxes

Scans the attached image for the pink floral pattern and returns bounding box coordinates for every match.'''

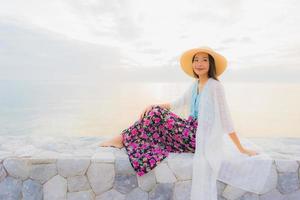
[121,105,198,177]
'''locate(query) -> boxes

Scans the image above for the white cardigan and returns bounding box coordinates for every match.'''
[170,77,273,200]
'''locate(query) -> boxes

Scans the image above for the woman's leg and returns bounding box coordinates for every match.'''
[122,105,197,176]
[98,133,124,148]
[99,114,145,148]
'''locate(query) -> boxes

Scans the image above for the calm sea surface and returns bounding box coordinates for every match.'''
[1,80,299,138]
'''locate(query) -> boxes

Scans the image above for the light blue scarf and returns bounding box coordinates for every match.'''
[189,80,201,119]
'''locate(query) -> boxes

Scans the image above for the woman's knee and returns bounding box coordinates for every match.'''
[146,106,163,120]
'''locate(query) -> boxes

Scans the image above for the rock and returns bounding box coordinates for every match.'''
[275,159,299,172]
[95,189,125,200]
[114,174,138,194]
[137,170,157,192]
[277,172,300,194]
[217,181,226,196]
[28,158,57,164]
[67,190,95,200]
[86,163,115,195]
[167,153,193,180]
[0,176,22,200]
[149,183,173,200]
[260,163,278,194]
[57,158,90,177]
[259,189,285,200]
[96,146,119,153]
[222,184,247,200]
[286,190,300,200]
[173,180,191,200]
[240,192,259,200]
[125,187,148,200]
[114,149,128,157]
[67,175,91,192]
[71,149,95,157]
[33,150,71,159]
[3,158,30,180]
[22,179,43,200]
[43,175,67,200]
[115,155,135,175]
[0,136,300,200]
[0,164,7,182]
[92,151,115,163]
[29,163,57,184]
[218,195,227,200]
[154,163,177,183]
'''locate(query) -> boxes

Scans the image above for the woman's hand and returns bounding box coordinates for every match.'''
[139,105,155,120]
[240,148,259,157]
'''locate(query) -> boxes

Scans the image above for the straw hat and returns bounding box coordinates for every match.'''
[179,46,227,78]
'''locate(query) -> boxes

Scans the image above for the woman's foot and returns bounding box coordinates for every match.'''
[99,141,124,149]
[99,134,124,149]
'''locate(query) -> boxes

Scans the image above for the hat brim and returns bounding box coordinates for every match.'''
[180,47,227,78]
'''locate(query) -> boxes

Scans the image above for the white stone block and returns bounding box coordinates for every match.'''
[137,170,157,192]
[3,158,30,180]
[95,189,125,200]
[67,175,91,192]
[43,175,67,200]
[57,158,90,177]
[260,188,285,200]
[285,190,300,200]
[87,163,115,195]
[154,163,177,183]
[29,163,57,184]
[167,153,193,180]
[0,164,7,182]
[125,187,148,200]
[275,159,299,172]
[260,163,278,194]
[92,151,115,163]
[67,190,95,200]
[173,180,191,200]
[222,184,247,200]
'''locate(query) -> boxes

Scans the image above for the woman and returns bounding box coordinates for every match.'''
[99,46,258,177]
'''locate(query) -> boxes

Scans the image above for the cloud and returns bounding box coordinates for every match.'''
[0,0,300,82]
[0,18,123,81]
[61,0,143,42]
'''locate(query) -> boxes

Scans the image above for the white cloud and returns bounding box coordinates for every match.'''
[0,0,300,81]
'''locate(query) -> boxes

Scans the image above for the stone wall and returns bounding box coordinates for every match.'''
[1,146,300,200]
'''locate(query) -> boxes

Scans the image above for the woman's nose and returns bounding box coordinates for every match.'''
[195,60,204,64]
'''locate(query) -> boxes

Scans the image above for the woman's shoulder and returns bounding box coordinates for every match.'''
[209,77,222,86]
[187,79,198,89]
[209,78,224,91]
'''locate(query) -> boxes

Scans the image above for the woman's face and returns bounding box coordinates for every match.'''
[192,52,209,77]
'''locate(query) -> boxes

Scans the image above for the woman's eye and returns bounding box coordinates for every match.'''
[194,59,207,62]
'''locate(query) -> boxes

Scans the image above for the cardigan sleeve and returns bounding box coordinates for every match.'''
[215,82,235,134]
[169,81,194,111]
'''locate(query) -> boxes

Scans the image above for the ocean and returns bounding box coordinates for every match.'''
[0,80,299,138]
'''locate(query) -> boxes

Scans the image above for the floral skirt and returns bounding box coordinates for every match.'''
[121,105,198,176]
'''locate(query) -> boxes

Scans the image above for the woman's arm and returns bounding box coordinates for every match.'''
[155,82,194,111]
[229,131,258,156]
[169,82,194,111]
[215,83,258,156]
[228,131,244,152]
[157,103,171,110]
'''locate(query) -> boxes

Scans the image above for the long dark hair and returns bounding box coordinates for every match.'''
[192,53,219,81]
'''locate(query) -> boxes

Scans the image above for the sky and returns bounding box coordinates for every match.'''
[0,0,300,82]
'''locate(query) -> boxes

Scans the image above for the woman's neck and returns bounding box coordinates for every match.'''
[198,75,209,85]
[197,76,209,93]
